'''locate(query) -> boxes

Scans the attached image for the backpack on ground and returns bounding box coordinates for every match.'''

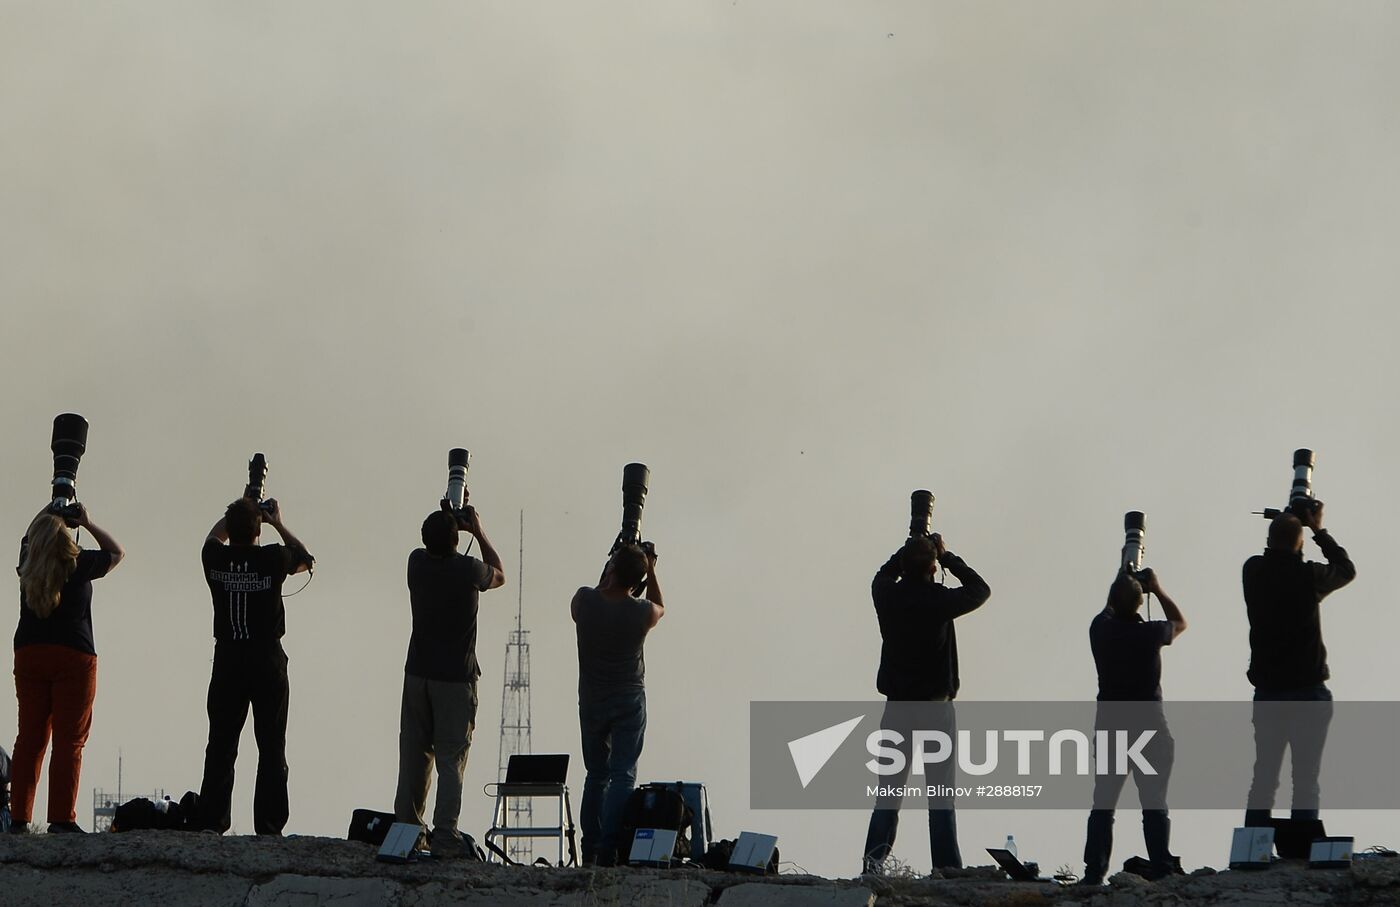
[620,784,694,860]
[112,792,200,832]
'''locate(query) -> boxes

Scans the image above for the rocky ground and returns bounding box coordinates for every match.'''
[2,832,1399,905]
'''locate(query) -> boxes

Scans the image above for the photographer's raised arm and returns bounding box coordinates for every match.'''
[464,507,505,590]
[206,516,230,545]
[1147,571,1187,640]
[262,501,313,575]
[1301,504,1356,599]
[77,506,124,571]
[642,547,663,627]
[936,547,991,618]
[871,549,904,597]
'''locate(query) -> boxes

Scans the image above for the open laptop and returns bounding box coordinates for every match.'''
[629,828,679,867]
[503,753,569,785]
[729,832,779,873]
[986,848,1039,881]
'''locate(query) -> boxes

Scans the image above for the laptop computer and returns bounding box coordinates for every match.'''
[986,848,1038,881]
[729,832,779,873]
[376,822,429,863]
[629,828,679,867]
[503,753,569,785]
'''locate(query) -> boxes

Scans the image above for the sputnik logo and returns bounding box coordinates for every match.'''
[787,716,864,788]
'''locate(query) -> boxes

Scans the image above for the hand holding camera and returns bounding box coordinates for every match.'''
[260,498,283,526]
[930,532,948,563]
[1298,500,1325,532]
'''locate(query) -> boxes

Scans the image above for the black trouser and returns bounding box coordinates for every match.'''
[197,641,290,835]
[1083,703,1175,881]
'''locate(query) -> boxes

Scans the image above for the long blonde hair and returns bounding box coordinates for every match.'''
[19,513,79,619]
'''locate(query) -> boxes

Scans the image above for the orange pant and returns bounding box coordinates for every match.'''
[10,644,98,824]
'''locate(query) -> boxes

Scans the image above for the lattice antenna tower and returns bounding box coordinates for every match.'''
[496,510,533,862]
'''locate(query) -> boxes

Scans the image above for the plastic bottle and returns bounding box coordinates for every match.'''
[1005,835,1018,860]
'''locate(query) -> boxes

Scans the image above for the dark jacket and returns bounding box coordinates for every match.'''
[873,551,990,701]
[1243,529,1356,691]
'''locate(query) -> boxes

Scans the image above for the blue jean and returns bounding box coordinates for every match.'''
[862,698,961,872]
[579,688,646,862]
[1245,684,1333,827]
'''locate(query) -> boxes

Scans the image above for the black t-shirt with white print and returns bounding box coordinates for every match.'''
[202,539,299,641]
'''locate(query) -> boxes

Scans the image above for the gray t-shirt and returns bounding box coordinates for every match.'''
[574,586,654,699]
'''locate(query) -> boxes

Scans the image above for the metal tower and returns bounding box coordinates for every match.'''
[92,751,166,832]
[496,511,533,862]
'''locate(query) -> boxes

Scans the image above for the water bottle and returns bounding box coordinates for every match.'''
[1005,835,1018,860]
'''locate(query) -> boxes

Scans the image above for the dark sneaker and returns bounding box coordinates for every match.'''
[9,820,34,834]
[47,822,86,834]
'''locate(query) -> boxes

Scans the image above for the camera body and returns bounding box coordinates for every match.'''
[1257,449,1320,520]
[909,490,935,539]
[244,453,275,515]
[48,413,89,528]
[1121,511,1153,586]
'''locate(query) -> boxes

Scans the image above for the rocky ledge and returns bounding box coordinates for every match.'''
[3,832,1399,905]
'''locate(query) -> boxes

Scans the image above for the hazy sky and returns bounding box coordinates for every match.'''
[3,1,1398,878]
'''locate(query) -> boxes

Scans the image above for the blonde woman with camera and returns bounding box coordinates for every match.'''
[9,505,122,834]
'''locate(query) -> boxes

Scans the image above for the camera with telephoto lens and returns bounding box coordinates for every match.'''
[610,463,651,554]
[909,490,935,538]
[605,463,652,595]
[1255,449,1321,520]
[1121,511,1153,585]
[444,448,470,520]
[48,413,89,528]
[244,453,275,515]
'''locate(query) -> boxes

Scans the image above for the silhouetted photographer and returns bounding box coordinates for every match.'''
[862,521,990,875]
[394,498,505,856]
[1243,502,1355,827]
[1081,567,1186,886]
[572,541,663,865]
[195,494,313,835]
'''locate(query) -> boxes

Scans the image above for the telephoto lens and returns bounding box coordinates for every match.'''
[1288,448,1315,511]
[618,463,650,546]
[909,490,934,538]
[446,448,469,512]
[245,453,269,502]
[1122,511,1147,575]
[49,413,89,505]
